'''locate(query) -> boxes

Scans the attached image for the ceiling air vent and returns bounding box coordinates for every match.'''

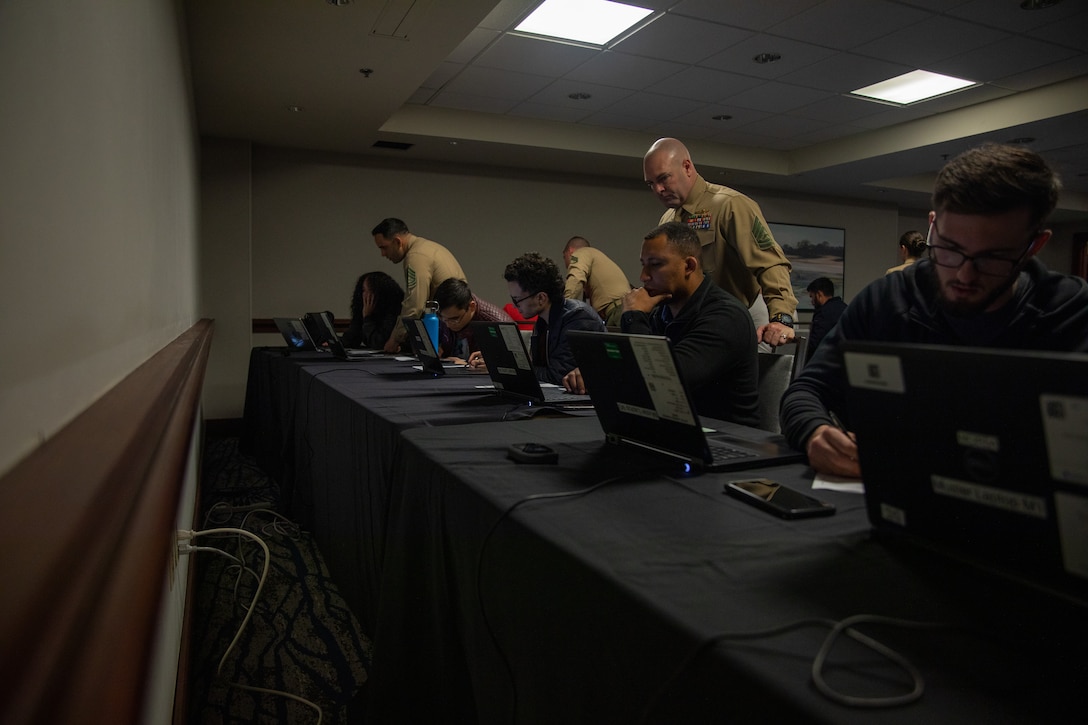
[372,140,414,151]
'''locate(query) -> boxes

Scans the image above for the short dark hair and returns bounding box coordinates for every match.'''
[898,230,926,258]
[806,277,835,297]
[371,217,410,237]
[434,278,473,310]
[564,236,590,254]
[932,143,1061,229]
[504,252,564,304]
[645,221,700,258]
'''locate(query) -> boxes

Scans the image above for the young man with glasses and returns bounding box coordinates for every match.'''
[468,252,603,384]
[781,143,1088,478]
[432,278,511,363]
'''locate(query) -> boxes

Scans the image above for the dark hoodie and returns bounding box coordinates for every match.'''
[621,275,759,427]
[781,257,1088,452]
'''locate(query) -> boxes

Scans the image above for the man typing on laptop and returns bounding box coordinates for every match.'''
[781,143,1088,478]
[468,252,603,385]
[563,222,760,427]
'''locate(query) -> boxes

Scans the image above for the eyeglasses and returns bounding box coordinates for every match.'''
[926,222,1035,278]
[510,291,538,306]
[439,308,469,325]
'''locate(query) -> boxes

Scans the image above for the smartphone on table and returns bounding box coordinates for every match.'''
[724,478,835,519]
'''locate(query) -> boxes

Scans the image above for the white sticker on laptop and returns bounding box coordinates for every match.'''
[628,337,696,426]
[499,324,531,370]
[1040,394,1088,485]
[1055,492,1088,579]
[931,475,1048,519]
[844,352,905,394]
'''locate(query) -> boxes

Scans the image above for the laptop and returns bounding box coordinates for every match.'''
[567,330,805,473]
[469,321,592,407]
[274,316,319,350]
[304,311,381,360]
[842,340,1088,602]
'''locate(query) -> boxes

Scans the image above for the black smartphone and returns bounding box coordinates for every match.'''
[724,478,835,519]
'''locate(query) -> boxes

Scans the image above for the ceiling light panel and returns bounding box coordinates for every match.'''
[515,0,654,46]
[851,70,976,105]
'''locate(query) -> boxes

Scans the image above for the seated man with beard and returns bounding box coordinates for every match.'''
[780,143,1088,478]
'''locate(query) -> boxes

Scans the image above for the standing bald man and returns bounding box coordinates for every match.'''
[643,137,799,347]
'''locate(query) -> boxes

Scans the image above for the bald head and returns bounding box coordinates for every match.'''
[643,137,698,209]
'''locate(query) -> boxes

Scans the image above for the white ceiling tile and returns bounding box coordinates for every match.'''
[645,66,764,102]
[473,35,598,76]
[421,62,464,90]
[443,65,553,101]
[445,27,502,64]
[428,90,519,114]
[672,105,773,130]
[928,36,1080,83]
[599,91,707,122]
[525,79,634,111]
[778,53,914,94]
[853,15,1008,67]
[734,113,832,140]
[948,0,1088,33]
[993,55,1088,92]
[580,111,659,132]
[670,0,827,32]
[508,102,593,124]
[767,0,932,51]
[1027,9,1088,51]
[789,94,891,124]
[614,14,753,65]
[699,34,838,80]
[721,81,832,114]
[564,51,687,90]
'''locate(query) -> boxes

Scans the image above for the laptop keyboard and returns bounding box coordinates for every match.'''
[708,441,756,464]
[542,388,592,403]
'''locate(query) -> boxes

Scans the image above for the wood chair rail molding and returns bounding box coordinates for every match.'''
[0,319,214,725]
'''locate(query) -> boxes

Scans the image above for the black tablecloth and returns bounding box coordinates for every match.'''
[369,417,1087,724]
[241,347,593,632]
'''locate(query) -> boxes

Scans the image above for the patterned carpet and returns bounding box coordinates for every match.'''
[188,436,371,724]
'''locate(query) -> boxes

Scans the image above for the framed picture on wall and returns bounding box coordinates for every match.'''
[769,222,845,312]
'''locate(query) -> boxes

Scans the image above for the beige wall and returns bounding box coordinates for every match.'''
[201,143,935,419]
[0,0,199,475]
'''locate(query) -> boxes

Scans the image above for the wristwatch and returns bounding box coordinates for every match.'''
[770,313,794,328]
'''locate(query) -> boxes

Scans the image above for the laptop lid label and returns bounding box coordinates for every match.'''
[1055,492,1088,579]
[1040,394,1088,485]
[844,352,906,393]
[629,337,695,425]
[931,475,1048,519]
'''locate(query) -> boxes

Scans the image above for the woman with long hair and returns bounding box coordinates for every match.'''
[342,271,405,349]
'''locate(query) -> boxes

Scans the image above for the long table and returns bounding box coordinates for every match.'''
[242,347,1087,724]
[369,417,1087,724]
[241,347,593,632]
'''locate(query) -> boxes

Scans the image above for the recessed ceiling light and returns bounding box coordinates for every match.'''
[515,0,654,46]
[568,92,592,100]
[753,53,781,64]
[287,105,303,112]
[712,114,733,121]
[851,70,976,105]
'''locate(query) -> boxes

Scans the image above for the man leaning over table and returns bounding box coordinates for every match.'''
[372,217,466,354]
[643,136,799,349]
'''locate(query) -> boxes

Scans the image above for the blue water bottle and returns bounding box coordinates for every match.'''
[423,300,440,353]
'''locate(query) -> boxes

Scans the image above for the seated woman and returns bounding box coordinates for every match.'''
[342,271,405,349]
